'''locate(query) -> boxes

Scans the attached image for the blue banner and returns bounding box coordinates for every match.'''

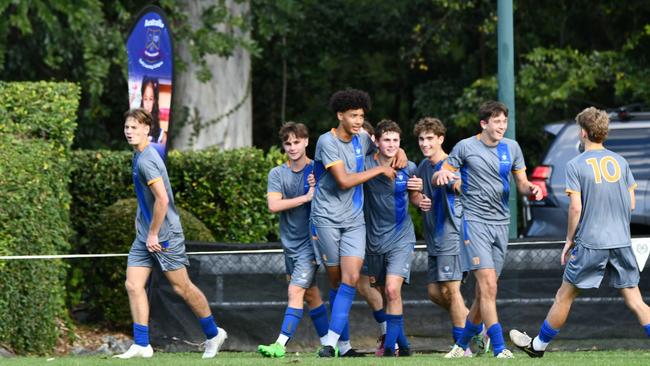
[127,6,174,159]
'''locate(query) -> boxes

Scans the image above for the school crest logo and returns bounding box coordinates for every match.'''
[139,18,165,70]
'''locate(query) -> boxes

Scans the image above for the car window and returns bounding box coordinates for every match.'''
[604,127,650,179]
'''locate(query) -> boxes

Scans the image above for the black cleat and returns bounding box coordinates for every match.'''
[397,347,411,357]
[340,348,365,357]
[383,348,397,357]
[509,329,545,358]
[317,345,338,358]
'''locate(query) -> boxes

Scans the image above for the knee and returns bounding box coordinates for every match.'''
[125,279,145,295]
[385,284,401,304]
[342,272,360,287]
[478,281,497,300]
[172,282,192,299]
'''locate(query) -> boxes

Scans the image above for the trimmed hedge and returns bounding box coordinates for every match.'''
[80,198,214,326]
[0,79,78,354]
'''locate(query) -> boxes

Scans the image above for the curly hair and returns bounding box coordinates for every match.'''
[279,121,309,142]
[576,107,609,143]
[374,119,402,141]
[329,89,372,114]
[413,117,446,137]
[478,101,509,122]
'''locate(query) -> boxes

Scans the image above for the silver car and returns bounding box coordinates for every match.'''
[524,110,650,238]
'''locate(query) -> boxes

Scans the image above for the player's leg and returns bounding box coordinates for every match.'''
[620,287,650,337]
[305,286,330,346]
[440,280,469,344]
[611,247,650,336]
[358,256,387,355]
[384,274,406,356]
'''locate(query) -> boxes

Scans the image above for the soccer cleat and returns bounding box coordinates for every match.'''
[375,334,386,356]
[202,327,228,358]
[113,344,153,359]
[509,329,544,358]
[495,349,514,358]
[471,327,491,356]
[397,347,411,357]
[340,348,365,357]
[317,345,338,358]
[383,348,397,357]
[463,347,474,357]
[257,342,286,358]
[444,344,466,358]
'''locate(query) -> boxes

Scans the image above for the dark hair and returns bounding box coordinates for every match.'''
[362,120,375,136]
[576,107,609,143]
[124,108,153,128]
[414,117,446,137]
[478,101,509,123]
[279,121,309,142]
[140,76,161,141]
[329,89,372,114]
[374,119,402,141]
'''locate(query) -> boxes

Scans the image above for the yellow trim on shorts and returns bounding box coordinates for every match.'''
[147,177,162,185]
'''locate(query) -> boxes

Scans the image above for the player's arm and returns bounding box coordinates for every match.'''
[630,188,636,211]
[392,149,408,169]
[561,191,582,265]
[433,164,457,186]
[513,170,542,201]
[409,190,431,212]
[268,173,315,213]
[147,178,169,253]
[329,162,395,190]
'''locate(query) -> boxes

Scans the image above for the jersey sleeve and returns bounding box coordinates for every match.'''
[267,167,283,198]
[444,142,465,172]
[565,161,581,195]
[511,141,526,173]
[316,135,343,169]
[407,161,418,176]
[139,155,163,186]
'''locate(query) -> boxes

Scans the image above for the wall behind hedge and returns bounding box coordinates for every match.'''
[0,81,79,354]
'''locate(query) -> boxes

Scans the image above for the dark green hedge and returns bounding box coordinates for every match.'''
[0,82,78,354]
[79,198,214,326]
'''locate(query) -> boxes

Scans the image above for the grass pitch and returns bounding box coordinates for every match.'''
[3,350,650,366]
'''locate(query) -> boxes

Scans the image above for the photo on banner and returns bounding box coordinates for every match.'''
[126,5,174,160]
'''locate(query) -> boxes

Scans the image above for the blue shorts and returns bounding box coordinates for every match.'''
[463,220,509,276]
[313,225,366,266]
[127,233,189,272]
[285,255,318,289]
[564,245,640,289]
[362,245,414,287]
[427,255,464,283]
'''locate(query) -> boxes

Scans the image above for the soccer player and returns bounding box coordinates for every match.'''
[434,101,542,358]
[413,117,480,355]
[362,119,422,356]
[311,89,404,357]
[509,107,650,357]
[115,108,227,359]
[258,122,330,358]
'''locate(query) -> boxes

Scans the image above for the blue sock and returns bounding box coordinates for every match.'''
[133,323,149,347]
[457,319,482,349]
[644,323,650,337]
[199,315,218,339]
[373,309,387,324]
[384,314,400,352]
[309,304,329,338]
[538,320,560,343]
[280,307,303,338]
[329,284,355,336]
[487,323,506,356]
[329,288,351,341]
[396,315,409,349]
[452,326,464,343]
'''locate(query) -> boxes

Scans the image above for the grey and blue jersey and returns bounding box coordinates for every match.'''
[267,160,315,258]
[132,144,182,242]
[418,158,462,256]
[311,129,374,227]
[363,156,417,254]
[566,149,636,250]
[445,136,525,224]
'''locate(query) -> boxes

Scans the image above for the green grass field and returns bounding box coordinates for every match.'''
[3,350,650,366]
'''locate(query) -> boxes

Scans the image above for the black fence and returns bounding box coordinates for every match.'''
[148,240,650,353]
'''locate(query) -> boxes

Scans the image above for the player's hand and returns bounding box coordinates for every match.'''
[529,183,543,201]
[146,233,163,253]
[419,194,432,212]
[307,173,316,188]
[304,186,315,203]
[381,166,397,180]
[561,239,575,266]
[433,170,456,186]
[407,175,423,191]
[391,148,408,169]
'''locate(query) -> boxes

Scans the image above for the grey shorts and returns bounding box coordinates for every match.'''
[127,233,189,272]
[564,245,640,289]
[463,220,509,276]
[313,225,366,266]
[362,245,414,287]
[285,255,318,289]
[427,255,464,283]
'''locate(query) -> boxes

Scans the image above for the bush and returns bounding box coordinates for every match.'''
[78,198,214,326]
[0,81,78,354]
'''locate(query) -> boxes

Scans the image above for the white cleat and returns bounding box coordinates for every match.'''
[463,347,474,357]
[202,327,228,358]
[496,349,514,358]
[113,344,153,359]
[444,344,466,358]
